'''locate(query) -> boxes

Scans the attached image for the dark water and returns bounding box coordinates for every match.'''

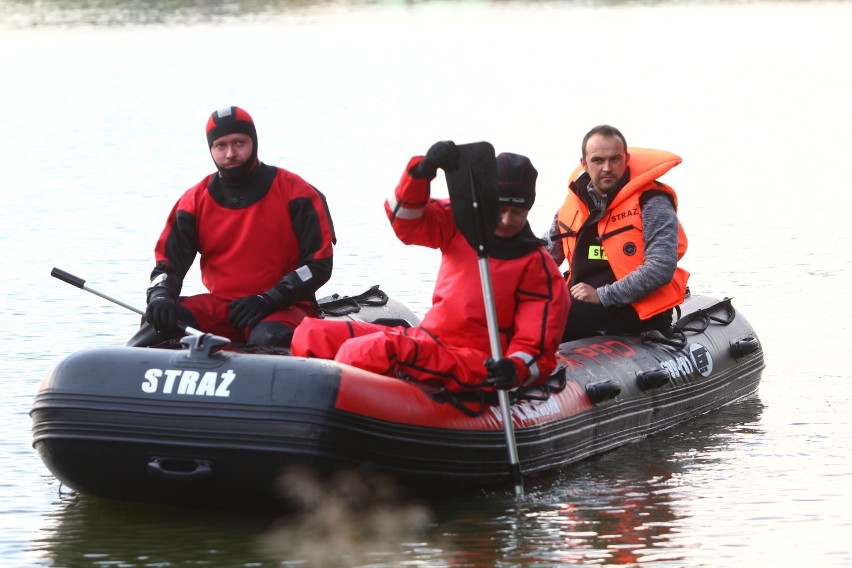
[2,1,851,566]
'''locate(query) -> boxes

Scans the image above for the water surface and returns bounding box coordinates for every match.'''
[2,1,851,566]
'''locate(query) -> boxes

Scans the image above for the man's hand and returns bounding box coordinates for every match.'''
[569,282,601,304]
[409,140,460,179]
[484,357,517,390]
[229,294,276,329]
[145,295,179,335]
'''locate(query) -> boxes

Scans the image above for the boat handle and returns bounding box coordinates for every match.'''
[146,457,213,480]
[730,336,760,358]
[636,368,670,391]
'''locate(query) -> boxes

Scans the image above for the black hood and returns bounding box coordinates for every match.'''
[489,223,544,260]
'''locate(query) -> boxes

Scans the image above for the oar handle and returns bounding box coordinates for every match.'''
[50,267,86,289]
[51,267,202,335]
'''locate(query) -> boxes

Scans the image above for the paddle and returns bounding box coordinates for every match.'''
[444,142,524,497]
[51,267,203,336]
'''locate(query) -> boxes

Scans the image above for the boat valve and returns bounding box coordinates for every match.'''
[636,368,670,391]
[730,336,760,358]
[180,333,231,359]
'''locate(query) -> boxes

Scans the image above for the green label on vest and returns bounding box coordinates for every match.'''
[588,245,608,260]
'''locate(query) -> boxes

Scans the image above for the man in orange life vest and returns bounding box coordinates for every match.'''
[543,125,689,341]
[139,106,336,348]
[291,141,568,392]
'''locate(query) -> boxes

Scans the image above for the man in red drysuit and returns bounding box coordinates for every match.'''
[139,106,336,347]
[290,141,568,391]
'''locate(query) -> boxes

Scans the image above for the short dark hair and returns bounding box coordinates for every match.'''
[581,125,627,159]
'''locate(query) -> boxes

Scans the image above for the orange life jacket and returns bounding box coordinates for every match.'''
[556,147,689,319]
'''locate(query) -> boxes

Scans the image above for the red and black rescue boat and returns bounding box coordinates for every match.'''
[31,290,764,507]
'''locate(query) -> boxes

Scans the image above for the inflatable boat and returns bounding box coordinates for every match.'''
[31,289,764,507]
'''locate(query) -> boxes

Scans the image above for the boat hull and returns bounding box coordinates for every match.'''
[31,295,764,506]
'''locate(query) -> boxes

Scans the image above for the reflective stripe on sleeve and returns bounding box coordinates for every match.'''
[295,265,313,282]
[387,195,425,220]
[508,351,539,386]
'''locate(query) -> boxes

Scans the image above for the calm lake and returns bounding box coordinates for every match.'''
[2,0,851,566]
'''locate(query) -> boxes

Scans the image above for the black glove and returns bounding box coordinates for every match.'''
[145,295,179,335]
[485,357,517,390]
[228,294,276,329]
[409,140,460,179]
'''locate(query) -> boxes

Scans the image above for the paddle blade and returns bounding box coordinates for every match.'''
[445,142,498,257]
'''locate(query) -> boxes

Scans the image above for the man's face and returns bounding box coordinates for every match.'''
[581,134,629,195]
[210,133,253,171]
[495,205,529,238]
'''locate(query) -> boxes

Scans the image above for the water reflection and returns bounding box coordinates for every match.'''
[425,397,765,566]
[32,493,281,567]
[29,398,762,567]
[32,464,434,568]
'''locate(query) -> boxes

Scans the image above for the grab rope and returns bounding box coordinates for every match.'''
[317,285,389,317]
[673,297,736,333]
[641,297,737,348]
[427,368,569,417]
[431,389,494,417]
